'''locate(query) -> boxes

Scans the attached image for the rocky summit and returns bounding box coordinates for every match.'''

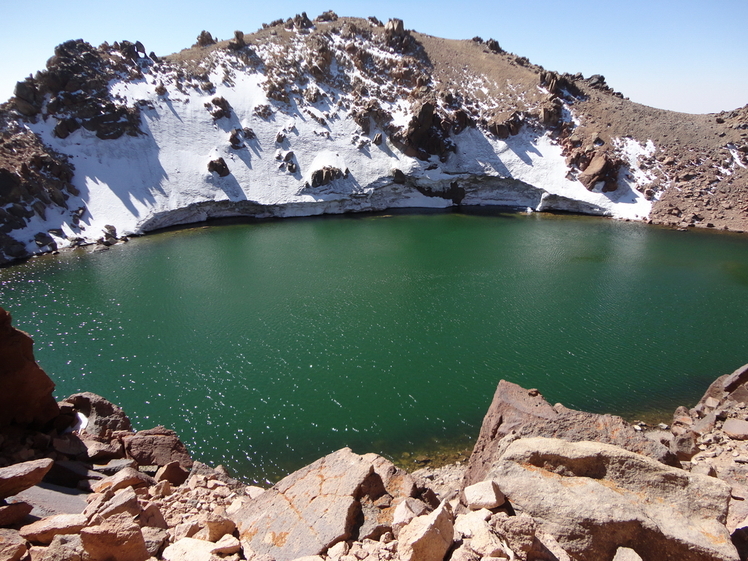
[1,12,747,264]
[3,307,748,560]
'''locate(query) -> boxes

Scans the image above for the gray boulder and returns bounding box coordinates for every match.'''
[484,437,738,561]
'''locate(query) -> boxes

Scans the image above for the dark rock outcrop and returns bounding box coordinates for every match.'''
[204,97,231,120]
[488,111,524,139]
[0,308,59,428]
[227,31,245,51]
[208,158,230,177]
[578,151,620,192]
[310,166,345,188]
[485,38,502,53]
[195,31,215,48]
[389,101,455,162]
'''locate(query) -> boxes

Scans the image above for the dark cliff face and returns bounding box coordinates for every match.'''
[0,307,59,428]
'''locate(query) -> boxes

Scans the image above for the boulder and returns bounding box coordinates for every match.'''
[0,501,33,527]
[513,410,678,466]
[53,117,81,139]
[38,533,84,561]
[172,520,200,542]
[141,526,167,557]
[463,380,558,485]
[187,461,244,492]
[463,480,505,510]
[162,537,217,561]
[614,548,644,561]
[192,513,235,542]
[385,18,405,34]
[0,458,54,500]
[486,39,502,53]
[483,437,738,561]
[578,151,619,192]
[723,419,748,440]
[449,542,481,561]
[51,435,87,458]
[492,512,540,561]
[463,380,677,486]
[397,501,454,561]
[310,166,344,188]
[95,487,142,520]
[722,363,748,393]
[81,436,125,462]
[93,458,137,477]
[211,534,241,555]
[488,112,523,138]
[122,426,193,470]
[20,513,86,545]
[227,30,245,51]
[0,308,60,428]
[91,467,155,493]
[138,502,167,529]
[0,528,27,561]
[232,447,415,561]
[155,461,189,486]
[455,510,520,559]
[392,168,406,184]
[671,431,698,459]
[13,79,40,116]
[195,31,215,47]
[207,158,230,177]
[80,512,149,561]
[685,363,748,423]
[59,392,133,438]
[392,497,430,537]
[205,97,230,120]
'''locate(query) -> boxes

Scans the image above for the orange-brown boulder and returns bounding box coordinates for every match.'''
[0,307,59,428]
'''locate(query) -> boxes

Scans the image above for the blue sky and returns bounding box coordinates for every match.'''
[1,0,746,114]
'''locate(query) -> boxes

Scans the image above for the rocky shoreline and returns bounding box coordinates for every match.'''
[3,306,748,560]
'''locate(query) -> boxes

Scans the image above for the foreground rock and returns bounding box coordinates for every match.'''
[3,304,748,561]
[0,459,54,499]
[480,436,736,561]
[0,528,27,561]
[233,447,419,560]
[464,379,677,486]
[397,501,453,561]
[664,362,748,557]
[0,309,59,428]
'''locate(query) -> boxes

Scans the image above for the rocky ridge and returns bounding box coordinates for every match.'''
[3,307,748,560]
[1,12,746,264]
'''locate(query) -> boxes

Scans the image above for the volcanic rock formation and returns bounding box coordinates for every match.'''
[0,12,745,264]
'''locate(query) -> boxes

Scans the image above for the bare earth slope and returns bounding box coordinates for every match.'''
[0,12,746,264]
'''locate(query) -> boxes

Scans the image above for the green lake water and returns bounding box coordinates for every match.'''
[2,210,748,483]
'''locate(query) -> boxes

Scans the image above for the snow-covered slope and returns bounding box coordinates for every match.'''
[1,16,657,261]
